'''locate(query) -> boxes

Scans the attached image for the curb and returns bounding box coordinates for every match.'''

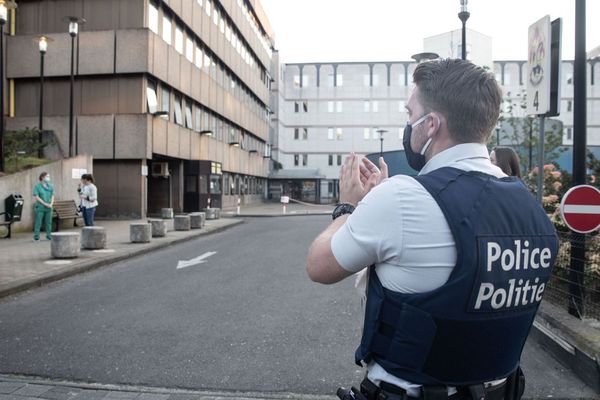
[530,302,600,394]
[222,212,331,218]
[0,220,244,300]
[0,374,336,400]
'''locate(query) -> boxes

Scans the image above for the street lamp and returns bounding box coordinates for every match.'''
[376,128,387,158]
[458,0,470,60]
[0,0,17,173]
[64,16,85,158]
[495,126,500,146]
[34,35,53,158]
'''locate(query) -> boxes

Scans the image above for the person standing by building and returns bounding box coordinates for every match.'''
[79,174,98,226]
[307,59,558,400]
[32,171,54,241]
[491,146,521,178]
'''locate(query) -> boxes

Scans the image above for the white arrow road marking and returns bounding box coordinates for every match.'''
[563,205,600,214]
[176,251,217,270]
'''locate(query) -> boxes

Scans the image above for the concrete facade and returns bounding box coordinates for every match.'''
[7,0,275,217]
[276,56,600,202]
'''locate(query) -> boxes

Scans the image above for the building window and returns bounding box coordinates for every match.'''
[336,128,343,140]
[293,75,300,88]
[372,101,379,112]
[328,127,334,140]
[161,85,170,118]
[213,7,219,25]
[174,94,183,125]
[399,101,406,112]
[195,107,202,131]
[203,52,211,74]
[567,100,573,112]
[372,129,379,139]
[197,0,203,6]
[303,101,308,112]
[185,36,194,62]
[327,101,334,113]
[185,100,193,129]
[294,102,299,113]
[567,128,572,140]
[149,2,159,34]
[146,81,158,114]
[336,101,343,112]
[364,101,370,112]
[364,128,370,139]
[162,15,172,44]
[205,0,211,16]
[337,155,342,166]
[398,73,406,86]
[302,154,308,166]
[372,74,380,87]
[566,74,573,85]
[220,16,225,33]
[294,128,299,140]
[302,128,308,140]
[294,154,299,166]
[175,25,184,54]
[328,154,333,166]
[195,44,203,68]
[363,74,370,87]
[336,74,343,86]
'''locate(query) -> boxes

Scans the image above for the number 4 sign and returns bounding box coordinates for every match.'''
[527,16,552,115]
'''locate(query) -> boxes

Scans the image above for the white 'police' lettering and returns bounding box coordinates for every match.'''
[487,240,552,272]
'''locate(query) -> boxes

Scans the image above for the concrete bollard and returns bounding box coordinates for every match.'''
[130,223,151,243]
[174,214,191,231]
[81,226,107,250]
[161,208,174,219]
[189,212,206,229]
[203,208,221,220]
[51,232,81,259]
[148,218,168,237]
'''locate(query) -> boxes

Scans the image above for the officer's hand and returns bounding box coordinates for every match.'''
[339,153,377,206]
[359,157,388,190]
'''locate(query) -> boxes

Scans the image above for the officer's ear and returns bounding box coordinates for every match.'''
[425,112,443,138]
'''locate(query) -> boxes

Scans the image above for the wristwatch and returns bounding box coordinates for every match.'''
[332,203,355,220]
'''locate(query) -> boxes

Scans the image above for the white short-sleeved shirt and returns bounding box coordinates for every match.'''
[331,143,506,395]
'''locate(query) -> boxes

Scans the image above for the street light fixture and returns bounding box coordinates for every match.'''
[199,129,213,136]
[34,35,53,158]
[64,16,86,158]
[376,128,387,158]
[458,0,470,60]
[0,0,17,173]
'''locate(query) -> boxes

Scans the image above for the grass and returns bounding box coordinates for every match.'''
[4,156,52,174]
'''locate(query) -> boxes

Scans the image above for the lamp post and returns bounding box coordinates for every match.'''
[65,16,85,158]
[376,128,387,158]
[35,35,52,158]
[495,127,500,146]
[458,0,470,60]
[0,0,17,173]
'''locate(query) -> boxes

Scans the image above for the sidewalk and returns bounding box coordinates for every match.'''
[0,376,334,400]
[0,217,243,300]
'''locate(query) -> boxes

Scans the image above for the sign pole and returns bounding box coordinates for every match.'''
[536,115,545,204]
[569,0,587,318]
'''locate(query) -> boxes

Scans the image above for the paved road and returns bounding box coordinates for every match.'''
[0,216,595,399]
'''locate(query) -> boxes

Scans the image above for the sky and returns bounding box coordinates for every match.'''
[260,0,600,63]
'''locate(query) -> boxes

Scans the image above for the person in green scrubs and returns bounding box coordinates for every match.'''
[33,171,55,241]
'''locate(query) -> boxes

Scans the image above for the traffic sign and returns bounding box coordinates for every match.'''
[560,185,600,233]
[527,16,552,115]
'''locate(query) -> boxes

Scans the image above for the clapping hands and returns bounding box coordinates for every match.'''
[339,153,388,206]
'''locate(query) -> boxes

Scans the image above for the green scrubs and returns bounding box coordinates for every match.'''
[33,182,54,240]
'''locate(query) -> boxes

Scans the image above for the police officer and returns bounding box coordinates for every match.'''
[306,59,558,400]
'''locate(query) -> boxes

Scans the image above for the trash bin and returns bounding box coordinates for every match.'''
[5,193,24,222]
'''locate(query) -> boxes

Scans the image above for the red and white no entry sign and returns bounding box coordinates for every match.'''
[560,185,600,233]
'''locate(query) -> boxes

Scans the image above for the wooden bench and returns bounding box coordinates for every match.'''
[0,211,13,239]
[52,200,82,232]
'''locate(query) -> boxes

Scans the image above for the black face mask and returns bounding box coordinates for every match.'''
[403,114,432,172]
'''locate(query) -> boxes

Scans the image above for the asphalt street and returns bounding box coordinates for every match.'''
[0,216,595,398]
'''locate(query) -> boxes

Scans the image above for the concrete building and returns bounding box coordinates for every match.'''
[275,55,600,202]
[424,28,493,70]
[6,0,275,217]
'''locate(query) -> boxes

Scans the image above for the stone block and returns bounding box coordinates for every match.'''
[148,218,168,237]
[81,226,107,250]
[203,207,221,220]
[161,208,174,219]
[174,214,191,231]
[189,212,205,229]
[130,223,151,243]
[51,232,81,259]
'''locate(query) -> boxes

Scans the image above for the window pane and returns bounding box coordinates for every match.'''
[146,83,158,114]
[327,101,334,113]
[175,25,184,54]
[328,155,333,166]
[195,44,203,68]
[149,2,159,34]
[174,95,183,125]
[205,0,211,16]
[161,85,170,116]
[185,101,193,128]
[337,155,342,165]
[162,16,172,44]
[364,128,370,139]
[336,101,343,112]
[336,128,343,140]
[328,128,334,140]
[186,37,194,62]
[195,108,201,131]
